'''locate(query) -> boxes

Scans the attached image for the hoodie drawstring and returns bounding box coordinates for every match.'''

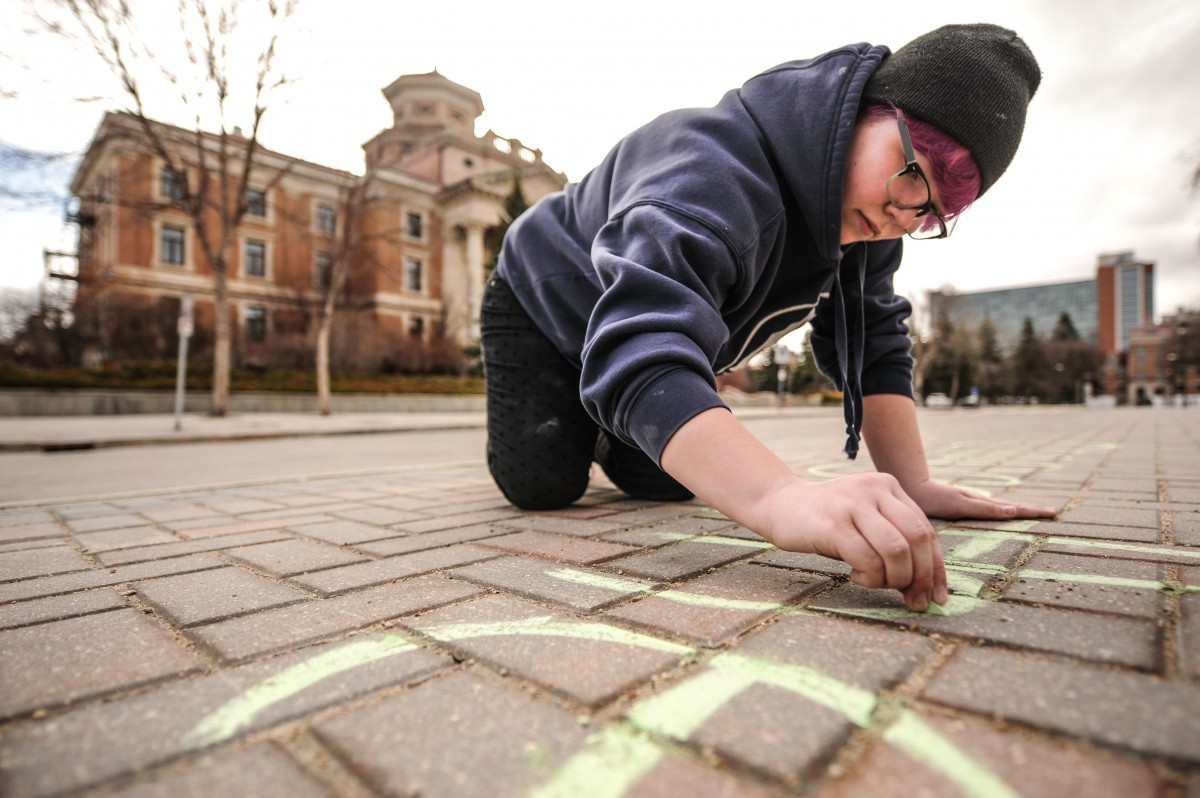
[832,250,868,459]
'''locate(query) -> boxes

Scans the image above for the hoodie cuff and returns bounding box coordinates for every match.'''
[625,368,729,466]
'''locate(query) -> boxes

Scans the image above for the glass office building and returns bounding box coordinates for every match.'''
[929,279,1098,354]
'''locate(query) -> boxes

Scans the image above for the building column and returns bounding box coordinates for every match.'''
[464,222,486,341]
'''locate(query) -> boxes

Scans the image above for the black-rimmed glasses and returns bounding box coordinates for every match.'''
[887,113,954,240]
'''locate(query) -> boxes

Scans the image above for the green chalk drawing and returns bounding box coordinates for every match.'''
[630,652,877,736]
[529,724,665,798]
[654,531,774,549]
[181,633,418,748]
[546,567,782,612]
[883,712,1021,798]
[1018,569,1199,595]
[540,652,1016,798]
[998,519,1039,532]
[944,528,1032,559]
[1045,537,1200,561]
[418,614,695,656]
[545,568,653,595]
[819,593,987,621]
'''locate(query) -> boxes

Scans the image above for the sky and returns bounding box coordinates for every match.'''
[2,0,1199,326]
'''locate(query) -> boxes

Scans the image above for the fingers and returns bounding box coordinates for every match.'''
[846,491,942,612]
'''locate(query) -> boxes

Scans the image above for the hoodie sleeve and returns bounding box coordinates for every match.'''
[811,239,915,397]
[580,203,741,463]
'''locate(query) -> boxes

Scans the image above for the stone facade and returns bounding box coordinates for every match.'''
[68,71,566,370]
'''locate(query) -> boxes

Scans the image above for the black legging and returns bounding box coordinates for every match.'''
[481,275,693,510]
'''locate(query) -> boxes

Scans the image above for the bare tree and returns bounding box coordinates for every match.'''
[47,0,297,415]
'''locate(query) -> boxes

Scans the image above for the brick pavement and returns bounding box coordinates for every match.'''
[1,406,1198,797]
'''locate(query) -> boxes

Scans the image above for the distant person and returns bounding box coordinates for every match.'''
[482,24,1056,612]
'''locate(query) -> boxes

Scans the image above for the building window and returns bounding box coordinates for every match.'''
[244,305,267,342]
[317,203,336,234]
[245,240,266,278]
[405,257,423,292]
[405,211,422,238]
[410,316,425,338]
[161,168,186,202]
[315,252,333,289]
[245,189,267,218]
[161,225,186,265]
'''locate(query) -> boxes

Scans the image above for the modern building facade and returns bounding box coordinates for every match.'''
[927,251,1154,356]
[67,71,566,370]
[928,278,1098,351]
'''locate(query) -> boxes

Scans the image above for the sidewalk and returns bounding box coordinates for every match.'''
[0,404,828,451]
[1,406,1198,797]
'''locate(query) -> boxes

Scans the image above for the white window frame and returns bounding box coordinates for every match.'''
[314,251,334,290]
[243,303,268,343]
[244,187,269,220]
[241,237,271,280]
[404,256,424,294]
[404,210,424,240]
[154,218,192,269]
[315,202,337,235]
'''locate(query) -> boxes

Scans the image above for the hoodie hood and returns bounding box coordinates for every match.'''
[736,44,890,260]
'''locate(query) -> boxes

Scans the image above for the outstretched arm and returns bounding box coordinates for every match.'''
[661,407,947,611]
[861,393,1058,521]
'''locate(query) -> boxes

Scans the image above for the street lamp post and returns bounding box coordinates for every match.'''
[1179,322,1190,409]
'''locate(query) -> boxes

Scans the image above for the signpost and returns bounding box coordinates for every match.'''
[174,295,194,431]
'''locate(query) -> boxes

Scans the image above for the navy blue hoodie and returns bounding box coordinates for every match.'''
[497,42,915,464]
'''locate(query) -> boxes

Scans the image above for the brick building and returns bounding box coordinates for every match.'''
[68,71,566,370]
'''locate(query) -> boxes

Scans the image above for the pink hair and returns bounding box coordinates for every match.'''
[862,103,981,221]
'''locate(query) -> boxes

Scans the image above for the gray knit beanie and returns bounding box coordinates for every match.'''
[862,23,1041,197]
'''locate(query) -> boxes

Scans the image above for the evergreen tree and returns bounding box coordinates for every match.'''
[1011,316,1049,401]
[1051,311,1080,342]
[484,179,529,278]
[977,315,1003,363]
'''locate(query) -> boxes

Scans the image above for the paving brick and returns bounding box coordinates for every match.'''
[404,594,692,707]
[1041,537,1200,566]
[0,523,63,544]
[632,612,936,785]
[752,549,853,577]
[225,538,367,576]
[480,530,638,564]
[134,566,309,627]
[1003,551,1166,619]
[814,584,1159,669]
[1026,520,1159,543]
[201,498,286,514]
[0,546,93,583]
[191,574,480,662]
[1176,512,1200,546]
[620,753,781,798]
[495,514,629,538]
[0,588,126,631]
[329,505,428,525]
[819,707,1165,798]
[0,552,227,603]
[1060,505,1161,529]
[602,538,765,582]
[354,523,511,557]
[0,509,56,526]
[314,670,588,798]
[0,539,69,555]
[1090,477,1158,494]
[284,518,395,545]
[137,504,224,523]
[172,518,294,539]
[96,530,291,566]
[395,508,520,534]
[450,555,659,613]
[0,608,203,719]
[290,544,500,596]
[65,513,149,533]
[101,742,335,798]
[0,631,445,798]
[605,563,828,647]
[939,527,1031,568]
[1180,595,1200,680]
[923,646,1200,763]
[74,526,179,553]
